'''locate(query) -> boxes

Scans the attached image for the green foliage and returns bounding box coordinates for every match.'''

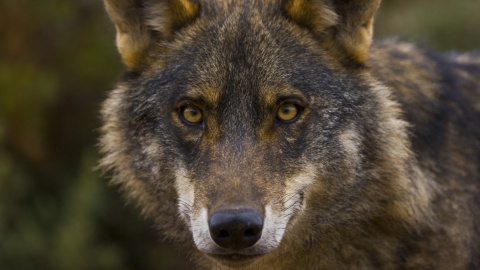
[375,0,480,51]
[0,1,189,269]
[0,0,478,269]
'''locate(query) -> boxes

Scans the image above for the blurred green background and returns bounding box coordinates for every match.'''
[0,0,478,269]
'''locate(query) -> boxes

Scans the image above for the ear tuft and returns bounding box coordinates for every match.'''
[104,0,199,70]
[171,0,199,29]
[285,0,381,65]
[331,0,380,63]
[285,0,338,33]
[146,0,199,37]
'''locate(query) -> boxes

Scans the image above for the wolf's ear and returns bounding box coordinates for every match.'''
[104,0,199,70]
[285,0,381,64]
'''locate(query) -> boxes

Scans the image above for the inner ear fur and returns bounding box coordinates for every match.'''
[104,0,199,70]
[285,0,381,64]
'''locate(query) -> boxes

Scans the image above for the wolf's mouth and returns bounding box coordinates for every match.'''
[206,253,265,267]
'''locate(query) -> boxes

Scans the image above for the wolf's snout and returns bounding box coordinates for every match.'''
[208,207,264,250]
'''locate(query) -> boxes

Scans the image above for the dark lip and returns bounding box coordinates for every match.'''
[206,253,265,266]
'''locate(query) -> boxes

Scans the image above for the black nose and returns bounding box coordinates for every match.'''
[208,206,264,250]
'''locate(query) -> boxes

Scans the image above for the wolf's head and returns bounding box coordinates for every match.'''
[101,0,431,268]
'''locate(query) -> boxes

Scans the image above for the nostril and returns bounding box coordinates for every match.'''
[208,206,264,250]
[218,230,229,238]
[244,229,255,237]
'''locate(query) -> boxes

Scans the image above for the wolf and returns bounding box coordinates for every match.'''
[100,0,480,269]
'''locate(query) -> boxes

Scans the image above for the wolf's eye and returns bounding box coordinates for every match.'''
[277,104,299,122]
[180,105,203,125]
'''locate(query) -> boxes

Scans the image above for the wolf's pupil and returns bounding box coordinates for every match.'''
[181,105,203,124]
[277,104,298,122]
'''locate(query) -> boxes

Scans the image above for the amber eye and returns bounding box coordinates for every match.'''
[180,105,203,125]
[277,103,299,122]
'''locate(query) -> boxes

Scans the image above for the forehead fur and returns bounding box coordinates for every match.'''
[153,6,337,100]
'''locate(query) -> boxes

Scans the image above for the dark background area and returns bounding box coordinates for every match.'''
[0,0,479,269]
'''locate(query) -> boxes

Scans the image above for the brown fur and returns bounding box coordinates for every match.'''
[100,0,480,269]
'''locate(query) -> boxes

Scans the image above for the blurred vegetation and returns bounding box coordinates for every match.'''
[0,0,478,269]
[376,0,480,51]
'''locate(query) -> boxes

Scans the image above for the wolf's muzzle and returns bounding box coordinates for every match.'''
[208,206,264,250]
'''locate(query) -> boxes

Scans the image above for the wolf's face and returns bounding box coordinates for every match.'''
[102,0,420,268]
[165,15,344,262]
